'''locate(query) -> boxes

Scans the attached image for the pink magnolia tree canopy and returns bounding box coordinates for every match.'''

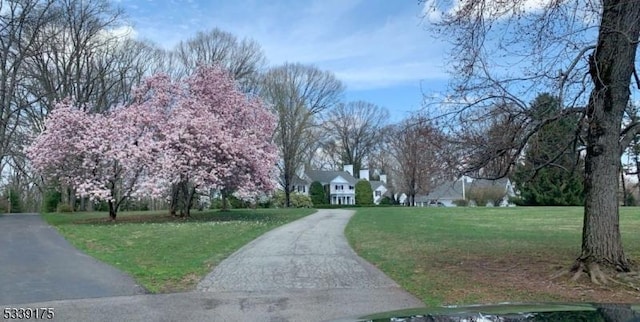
[27,66,278,216]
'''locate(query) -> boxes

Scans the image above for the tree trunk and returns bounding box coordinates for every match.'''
[578,0,640,274]
[620,168,628,206]
[108,200,116,221]
[181,185,196,217]
[220,189,230,211]
[284,173,291,208]
[169,183,179,216]
[581,124,628,270]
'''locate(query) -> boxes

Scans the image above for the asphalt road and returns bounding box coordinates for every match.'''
[0,213,146,305]
[198,209,410,291]
[2,210,424,321]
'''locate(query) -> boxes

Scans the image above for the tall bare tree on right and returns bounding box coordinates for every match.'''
[424,0,640,283]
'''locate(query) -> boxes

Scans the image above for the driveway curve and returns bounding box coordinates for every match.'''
[197,209,423,317]
[3,210,423,321]
[0,213,146,305]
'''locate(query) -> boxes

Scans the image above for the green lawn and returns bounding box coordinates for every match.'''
[345,207,640,306]
[43,208,315,293]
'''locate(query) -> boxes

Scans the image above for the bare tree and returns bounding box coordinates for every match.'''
[25,0,130,114]
[390,115,453,206]
[174,28,266,91]
[20,0,161,210]
[0,0,58,185]
[424,0,640,281]
[321,101,389,176]
[260,63,344,207]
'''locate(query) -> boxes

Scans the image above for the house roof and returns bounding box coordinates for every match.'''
[426,178,511,201]
[369,180,386,191]
[426,180,466,201]
[291,174,310,186]
[472,177,510,189]
[305,170,358,185]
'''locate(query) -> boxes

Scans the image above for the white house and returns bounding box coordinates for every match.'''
[358,169,388,205]
[291,164,389,205]
[304,169,357,205]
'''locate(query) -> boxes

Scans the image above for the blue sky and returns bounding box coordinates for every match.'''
[117,0,451,123]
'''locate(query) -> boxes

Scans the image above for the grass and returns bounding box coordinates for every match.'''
[345,206,640,307]
[42,208,315,293]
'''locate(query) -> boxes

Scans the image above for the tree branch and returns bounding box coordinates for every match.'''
[619,121,640,151]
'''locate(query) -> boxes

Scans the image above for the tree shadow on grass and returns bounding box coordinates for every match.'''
[72,210,292,225]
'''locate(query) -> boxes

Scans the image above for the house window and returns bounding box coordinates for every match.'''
[302,186,306,193]
[348,185,354,190]
[335,185,344,191]
[375,191,381,197]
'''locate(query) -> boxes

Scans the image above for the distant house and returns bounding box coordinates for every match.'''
[291,165,389,205]
[304,169,358,205]
[357,169,389,205]
[291,174,310,195]
[423,176,516,207]
[370,180,388,205]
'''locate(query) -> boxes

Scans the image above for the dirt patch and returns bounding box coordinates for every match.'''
[432,254,640,305]
[74,214,189,224]
[159,273,202,293]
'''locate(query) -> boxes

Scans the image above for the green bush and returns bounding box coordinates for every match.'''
[453,199,468,207]
[508,196,526,206]
[468,187,505,207]
[229,195,251,209]
[309,181,326,206]
[624,193,636,207]
[56,203,74,213]
[379,196,393,205]
[0,197,7,213]
[4,187,22,213]
[273,191,313,208]
[42,189,62,213]
[355,180,373,206]
[94,200,110,212]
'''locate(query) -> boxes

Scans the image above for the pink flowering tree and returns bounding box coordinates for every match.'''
[153,66,278,216]
[26,102,150,220]
[26,75,177,220]
[28,67,278,219]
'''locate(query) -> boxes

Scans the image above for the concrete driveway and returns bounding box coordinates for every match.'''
[0,213,146,305]
[2,210,424,321]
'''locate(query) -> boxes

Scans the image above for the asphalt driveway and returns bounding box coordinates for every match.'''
[2,210,423,321]
[0,213,146,305]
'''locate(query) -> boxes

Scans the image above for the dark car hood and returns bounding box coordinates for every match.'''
[330,303,640,322]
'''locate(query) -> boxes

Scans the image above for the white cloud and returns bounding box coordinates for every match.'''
[237,1,450,91]
[129,0,450,92]
[422,0,555,21]
[103,25,138,40]
[421,0,443,22]
[336,62,447,91]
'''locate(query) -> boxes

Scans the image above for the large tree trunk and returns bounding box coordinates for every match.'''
[581,123,628,270]
[284,173,292,208]
[577,0,640,277]
[108,200,117,221]
[169,183,179,216]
